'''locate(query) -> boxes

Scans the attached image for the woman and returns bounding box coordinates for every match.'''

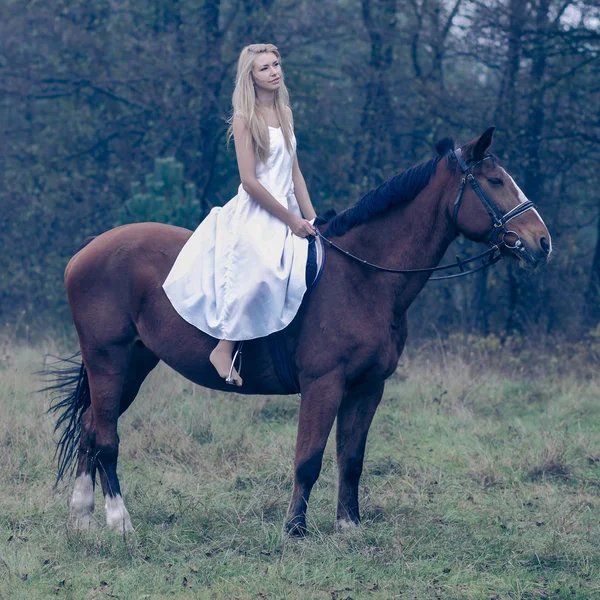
[163,44,317,386]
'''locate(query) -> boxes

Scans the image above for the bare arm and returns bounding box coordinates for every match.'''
[233,116,315,237]
[292,154,317,221]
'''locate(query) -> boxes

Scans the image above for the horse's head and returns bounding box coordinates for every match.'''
[447,127,551,268]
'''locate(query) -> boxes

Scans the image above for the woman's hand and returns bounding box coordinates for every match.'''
[288,215,317,238]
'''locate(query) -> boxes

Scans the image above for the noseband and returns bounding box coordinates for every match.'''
[452,148,536,252]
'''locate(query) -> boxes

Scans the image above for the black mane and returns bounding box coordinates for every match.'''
[324,139,454,238]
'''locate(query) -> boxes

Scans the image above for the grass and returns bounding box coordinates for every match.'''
[1,343,600,599]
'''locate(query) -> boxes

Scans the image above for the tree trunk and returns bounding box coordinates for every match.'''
[192,0,224,212]
[493,0,526,139]
[522,0,550,202]
[351,0,397,186]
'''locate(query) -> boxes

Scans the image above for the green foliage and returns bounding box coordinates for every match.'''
[2,0,600,338]
[116,157,204,228]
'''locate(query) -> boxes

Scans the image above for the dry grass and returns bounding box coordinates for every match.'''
[526,439,573,482]
[1,342,600,599]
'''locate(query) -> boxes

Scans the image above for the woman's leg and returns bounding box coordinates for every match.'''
[209,339,243,386]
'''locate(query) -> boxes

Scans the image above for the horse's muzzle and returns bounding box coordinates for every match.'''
[509,235,551,269]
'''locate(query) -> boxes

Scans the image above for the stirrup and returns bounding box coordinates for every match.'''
[225,342,243,386]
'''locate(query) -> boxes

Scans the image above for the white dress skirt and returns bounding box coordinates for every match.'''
[162,126,309,341]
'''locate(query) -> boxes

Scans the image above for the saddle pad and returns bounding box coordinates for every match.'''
[266,232,326,394]
[305,233,325,290]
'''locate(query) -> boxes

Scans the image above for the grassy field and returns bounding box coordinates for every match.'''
[1,343,600,599]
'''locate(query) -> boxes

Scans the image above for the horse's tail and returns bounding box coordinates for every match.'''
[41,353,90,486]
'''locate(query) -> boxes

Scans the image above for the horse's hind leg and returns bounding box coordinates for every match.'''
[78,342,157,532]
[70,343,157,530]
[335,381,384,531]
[117,342,159,417]
[78,344,132,531]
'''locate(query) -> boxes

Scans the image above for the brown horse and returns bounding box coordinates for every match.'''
[48,128,551,535]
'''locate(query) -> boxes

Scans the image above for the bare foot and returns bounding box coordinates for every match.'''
[210,346,243,386]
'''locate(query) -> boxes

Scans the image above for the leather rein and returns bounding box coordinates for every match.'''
[315,148,537,281]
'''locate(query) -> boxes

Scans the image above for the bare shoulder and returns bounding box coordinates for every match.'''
[285,105,294,126]
[232,114,250,136]
[232,115,253,152]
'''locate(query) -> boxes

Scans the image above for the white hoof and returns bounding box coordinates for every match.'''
[70,475,95,530]
[105,494,134,532]
[335,518,359,532]
[69,512,97,530]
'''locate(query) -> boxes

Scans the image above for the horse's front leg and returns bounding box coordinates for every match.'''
[284,369,345,536]
[335,380,385,531]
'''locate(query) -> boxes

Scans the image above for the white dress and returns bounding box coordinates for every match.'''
[162,126,309,341]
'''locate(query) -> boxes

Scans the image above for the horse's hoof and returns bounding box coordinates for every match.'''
[70,474,96,530]
[283,519,307,537]
[335,518,360,532]
[69,513,97,531]
[105,495,134,532]
[106,514,134,532]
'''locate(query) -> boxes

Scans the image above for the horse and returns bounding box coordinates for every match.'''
[47,128,551,536]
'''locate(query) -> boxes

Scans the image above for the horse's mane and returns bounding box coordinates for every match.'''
[324,138,455,238]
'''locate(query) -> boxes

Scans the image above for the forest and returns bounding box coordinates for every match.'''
[1,0,599,342]
[2,4,600,598]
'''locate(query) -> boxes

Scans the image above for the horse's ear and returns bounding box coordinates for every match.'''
[471,127,495,161]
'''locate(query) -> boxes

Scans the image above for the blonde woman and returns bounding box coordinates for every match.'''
[163,44,317,386]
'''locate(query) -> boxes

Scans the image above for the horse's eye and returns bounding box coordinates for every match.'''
[488,178,503,186]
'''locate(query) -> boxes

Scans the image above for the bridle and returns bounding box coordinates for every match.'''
[315,147,538,281]
[452,148,536,253]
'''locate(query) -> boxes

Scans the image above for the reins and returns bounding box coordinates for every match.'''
[314,229,505,281]
[315,147,536,282]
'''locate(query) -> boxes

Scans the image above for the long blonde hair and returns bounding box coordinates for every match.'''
[227,44,294,163]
